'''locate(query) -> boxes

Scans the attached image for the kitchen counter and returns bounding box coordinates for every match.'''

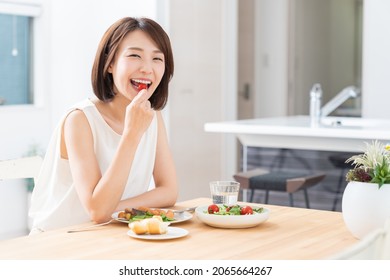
[204,115,390,153]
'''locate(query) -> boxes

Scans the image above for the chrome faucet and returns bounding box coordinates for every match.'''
[320,86,361,117]
[309,83,322,126]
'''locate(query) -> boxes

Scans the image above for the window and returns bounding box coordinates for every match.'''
[0,1,41,106]
[0,14,31,105]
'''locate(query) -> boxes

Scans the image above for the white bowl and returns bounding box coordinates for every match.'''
[195,205,270,229]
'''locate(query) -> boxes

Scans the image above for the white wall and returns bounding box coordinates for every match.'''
[361,0,390,118]
[168,0,237,201]
[254,0,289,118]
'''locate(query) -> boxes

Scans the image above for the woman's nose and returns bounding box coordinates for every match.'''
[139,60,153,74]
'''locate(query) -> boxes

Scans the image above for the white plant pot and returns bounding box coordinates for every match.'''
[342,181,390,239]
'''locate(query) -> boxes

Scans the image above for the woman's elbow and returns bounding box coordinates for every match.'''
[167,188,179,206]
[89,209,112,224]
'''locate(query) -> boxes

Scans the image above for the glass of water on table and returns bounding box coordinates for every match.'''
[210,181,240,205]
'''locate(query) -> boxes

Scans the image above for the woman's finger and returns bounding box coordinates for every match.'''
[133,89,152,104]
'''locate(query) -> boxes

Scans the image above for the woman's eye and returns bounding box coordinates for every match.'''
[128,54,141,58]
[154,57,164,62]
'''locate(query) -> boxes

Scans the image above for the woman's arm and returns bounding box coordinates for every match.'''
[64,106,177,223]
[64,91,156,223]
[63,109,143,223]
[115,111,179,211]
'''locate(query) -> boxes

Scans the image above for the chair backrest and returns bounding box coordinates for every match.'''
[379,218,390,260]
[0,156,43,183]
[329,218,390,260]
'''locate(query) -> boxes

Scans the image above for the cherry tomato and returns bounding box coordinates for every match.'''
[208,204,219,214]
[240,206,253,215]
[138,83,148,91]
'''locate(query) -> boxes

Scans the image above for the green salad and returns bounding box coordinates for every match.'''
[206,204,264,215]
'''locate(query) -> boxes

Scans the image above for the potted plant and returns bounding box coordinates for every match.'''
[342,140,390,239]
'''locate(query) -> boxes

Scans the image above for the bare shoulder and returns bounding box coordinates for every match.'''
[155,111,167,128]
[155,111,169,142]
[63,108,94,139]
[61,109,92,159]
[63,109,90,131]
[156,111,167,123]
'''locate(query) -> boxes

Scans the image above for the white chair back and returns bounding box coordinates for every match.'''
[382,218,390,259]
[329,218,390,260]
[0,156,43,239]
[0,156,43,182]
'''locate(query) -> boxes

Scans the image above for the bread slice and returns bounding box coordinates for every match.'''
[130,221,147,235]
[129,216,170,235]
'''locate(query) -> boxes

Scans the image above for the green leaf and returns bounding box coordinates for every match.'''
[228,205,241,215]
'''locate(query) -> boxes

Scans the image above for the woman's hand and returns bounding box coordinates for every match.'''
[123,89,154,140]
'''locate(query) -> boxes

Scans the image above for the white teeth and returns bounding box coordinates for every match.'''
[132,79,151,84]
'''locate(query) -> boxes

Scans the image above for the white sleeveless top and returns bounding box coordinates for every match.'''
[29,99,158,232]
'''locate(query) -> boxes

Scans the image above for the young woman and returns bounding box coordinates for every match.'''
[29,17,178,232]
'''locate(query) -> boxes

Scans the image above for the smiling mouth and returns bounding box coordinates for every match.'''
[131,79,152,90]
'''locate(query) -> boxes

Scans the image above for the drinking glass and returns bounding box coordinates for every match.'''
[210,181,240,205]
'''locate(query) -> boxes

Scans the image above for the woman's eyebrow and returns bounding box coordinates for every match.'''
[126,47,163,54]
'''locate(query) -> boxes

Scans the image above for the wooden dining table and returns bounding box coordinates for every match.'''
[0,197,358,260]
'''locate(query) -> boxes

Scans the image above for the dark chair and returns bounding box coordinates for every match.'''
[234,168,326,208]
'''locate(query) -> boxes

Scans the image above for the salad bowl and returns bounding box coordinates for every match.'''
[195,204,270,229]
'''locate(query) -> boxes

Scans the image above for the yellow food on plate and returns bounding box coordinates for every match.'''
[118,207,175,222]
[130,220,148,235]
[118,211,131,220]
[129,215,170,235]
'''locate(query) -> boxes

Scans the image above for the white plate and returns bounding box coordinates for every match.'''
[195,205,270,229]
[111,210,193,224]
[127,227,189,240]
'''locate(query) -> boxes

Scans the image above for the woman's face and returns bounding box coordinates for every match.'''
[108,30,165,102]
